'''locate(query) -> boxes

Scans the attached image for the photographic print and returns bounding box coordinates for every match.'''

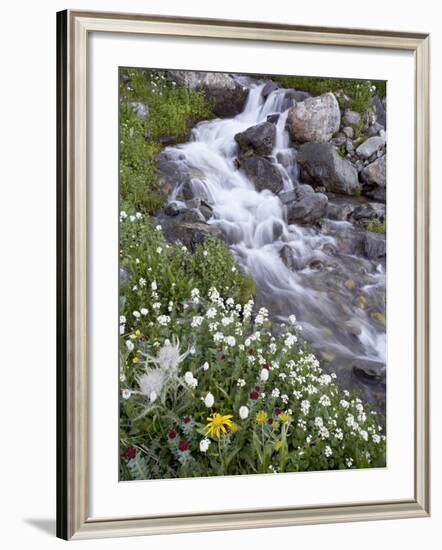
[118,67,387,481]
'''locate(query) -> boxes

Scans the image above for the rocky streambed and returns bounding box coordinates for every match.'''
[139,72,387,415]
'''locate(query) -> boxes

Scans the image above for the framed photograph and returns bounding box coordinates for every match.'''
[57,10,430,540]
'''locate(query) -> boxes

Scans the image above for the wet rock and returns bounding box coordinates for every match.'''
[156,150,207,201]
[297,142,359,195]
[356,136,386,159]
[364,232,386,259]
[164,201,181,216]
[238,155,284,194]
[261,80,280,98]
[281,89,311,110]
[167,70,249,118]
[279,244,303,271]
[234,121,276,156]
[128,101,149,121]
[286,92,341,143]
[286,192,328,225]
[267,113,280,124]
[352,358,385,384]
[352,202,386,224]
[343,109,361,125]
[325,201,356,221]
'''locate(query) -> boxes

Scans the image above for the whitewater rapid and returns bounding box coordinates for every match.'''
[165,82,386,408]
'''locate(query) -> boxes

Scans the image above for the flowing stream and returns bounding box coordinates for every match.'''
[164,82,386,413]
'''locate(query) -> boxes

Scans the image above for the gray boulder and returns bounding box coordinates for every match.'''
[363,232,386,259]
[343,109,361,125]
[372,96,386,128]
[297,142,359,195]
[286,92,341,143]
[361,155,386,187]
[128,101,149,121]
[239,155,284,194]
[234,122,276,156]
[167,70,249,118]
[356,136,386,159]
[326,200,357,221]
[342,126,355,139]
[352,202,386,223]
[286,191,328,225]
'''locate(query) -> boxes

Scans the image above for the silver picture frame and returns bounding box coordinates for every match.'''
[56,9,430,540]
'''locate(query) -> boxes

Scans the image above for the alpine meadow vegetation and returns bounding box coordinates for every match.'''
[119,68,387,481]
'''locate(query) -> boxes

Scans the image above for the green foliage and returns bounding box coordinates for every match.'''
[119,68,213,214]
[256,73,385,117]
[367,220,386,233]
[119,214,255,323]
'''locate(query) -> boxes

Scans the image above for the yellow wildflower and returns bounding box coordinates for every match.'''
[132,357,139,364]
[205,413,234,438]
[255,411,267,424]
[279,412,291,423]
[272,421,280,430]
[274,440,282,451]
[135,329,141,337]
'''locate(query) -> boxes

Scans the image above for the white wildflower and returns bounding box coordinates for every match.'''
[140,308,148,316]
[151,281,157,291]
[122,389,131,400]
[225,335,236,347]
[191,316,204,328]
[300,400,310,415]
[157,315,170,326]
[236,378,246,387]
[260,368,269,382]
[324,445,333,458]
[204,392,215,408]
[288,314,297,325]
[184,371,198,388]
[239,405,249,419]
[202,361,210,371]
[126,340,135,352]
[199,438,211,453]
[133,310,141,319]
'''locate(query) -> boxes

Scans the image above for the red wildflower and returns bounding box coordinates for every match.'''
[262,363,269,370]
[255,386,260,391]
[168,430,177,439]
[178,440,189,452]
[123,447,136,461]
[249,390,259,400]
[183,416,190,424]
[275,408,282,416]
[267,418,273,425]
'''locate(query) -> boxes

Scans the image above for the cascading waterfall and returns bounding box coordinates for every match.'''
[165,82,386,410]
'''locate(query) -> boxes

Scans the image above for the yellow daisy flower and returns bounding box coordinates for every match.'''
[279,412,291,423]
[205,413,234,438]
[274,440,282,451]
[255,411,267,424]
